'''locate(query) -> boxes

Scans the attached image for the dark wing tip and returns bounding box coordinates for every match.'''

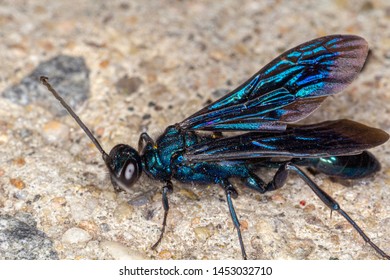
[292,35,369,99]
[324,35,369,92]
[359,125,389,147]
[334,119,389,149]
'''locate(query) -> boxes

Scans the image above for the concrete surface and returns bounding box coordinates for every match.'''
[0,0,389,259]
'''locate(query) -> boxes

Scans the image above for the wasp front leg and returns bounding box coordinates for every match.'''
[151,180,173,250]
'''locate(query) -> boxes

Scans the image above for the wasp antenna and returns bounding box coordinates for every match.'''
[40,76,110,162]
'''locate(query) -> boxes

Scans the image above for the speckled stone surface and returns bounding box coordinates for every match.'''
[0,0,389,260]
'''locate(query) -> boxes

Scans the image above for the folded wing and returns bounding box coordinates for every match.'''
[183,120,389,162]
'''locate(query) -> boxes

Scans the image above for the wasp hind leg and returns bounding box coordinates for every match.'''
[242,171,268,193]
[268,162,390,259]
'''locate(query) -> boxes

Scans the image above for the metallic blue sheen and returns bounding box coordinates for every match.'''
[293,151,381,179]
[141,126,258,186]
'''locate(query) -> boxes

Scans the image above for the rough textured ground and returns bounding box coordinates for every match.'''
[0,0,389,260]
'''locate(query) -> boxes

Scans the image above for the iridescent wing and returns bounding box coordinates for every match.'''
[183,120,389,162]
[179,35,368,131]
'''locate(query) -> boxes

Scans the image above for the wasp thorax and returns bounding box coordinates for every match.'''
[106,144,142,192]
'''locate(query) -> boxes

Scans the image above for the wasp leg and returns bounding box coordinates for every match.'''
[273,162,390,260]
[242,171,267,193]
[220,179,247,260]
[151,180,173,250]
[264,162,289,192]
[138,132,154,152]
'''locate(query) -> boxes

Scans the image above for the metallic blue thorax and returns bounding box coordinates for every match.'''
[141,125,252,184]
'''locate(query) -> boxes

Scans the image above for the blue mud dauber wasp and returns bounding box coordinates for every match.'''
[40,34,389,259]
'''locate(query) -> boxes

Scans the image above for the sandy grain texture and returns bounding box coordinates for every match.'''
[0,0,389,260]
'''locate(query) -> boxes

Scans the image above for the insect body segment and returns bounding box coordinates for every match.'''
[41,34,389,259]
[141,126,258,185]
[294,151,381,179]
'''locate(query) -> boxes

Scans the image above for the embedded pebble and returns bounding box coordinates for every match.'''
[78,220,98,234]
[12,157,26,166]
[61,227,92,244]
[10,178,25,189]
[100,241,147,260]
[158,249,172,260]
[240,219,248,230]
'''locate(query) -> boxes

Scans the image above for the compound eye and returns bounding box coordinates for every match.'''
[107,144,142,192]
[124,162,136,181]
[119,159,139,186]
